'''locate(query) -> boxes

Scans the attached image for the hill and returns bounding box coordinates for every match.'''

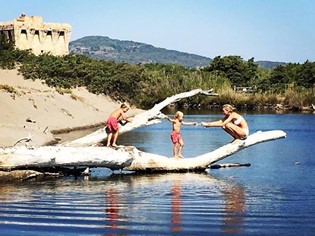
[255,60,287,69]
[69,36,212,68]
[69,36,286,69]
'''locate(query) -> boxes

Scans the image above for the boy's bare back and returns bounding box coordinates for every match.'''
[109,108,125,119]
[109,103,130,120]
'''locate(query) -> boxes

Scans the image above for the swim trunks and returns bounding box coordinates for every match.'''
[171,131,181,144]
[106,117,119,132]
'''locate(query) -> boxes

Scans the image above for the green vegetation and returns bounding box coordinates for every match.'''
[0,36,314,110]
[69,36,212,68]
[0,34,31,69]
[0,84,19,94]
[55,87,72,95]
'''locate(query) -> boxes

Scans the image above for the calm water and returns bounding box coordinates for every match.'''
[0,111,314,235]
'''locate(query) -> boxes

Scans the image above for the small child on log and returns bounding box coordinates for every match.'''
[106,103,132,147]
[201,104,249,143]
[166,111,197,158]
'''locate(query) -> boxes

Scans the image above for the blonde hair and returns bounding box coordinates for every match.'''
[175,111,183,118]
[222,104,236,113]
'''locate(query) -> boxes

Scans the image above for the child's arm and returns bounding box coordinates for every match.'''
[119,115,133,125]
[119,110,132,122]
[182,121,198,126]
[166,116,176,123]
[125,116,133,122]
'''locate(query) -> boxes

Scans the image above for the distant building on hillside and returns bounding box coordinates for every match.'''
[0,13,72,56]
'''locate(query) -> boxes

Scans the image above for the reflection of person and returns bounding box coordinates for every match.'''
[166,111,197,158]
[222,185,245,233]
[171,180,182,232]
[105,188,118,229]
[106,103,131,147]
[201,104,249,143]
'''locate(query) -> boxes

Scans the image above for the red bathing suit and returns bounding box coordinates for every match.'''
[106,117,119,132]
[171,131,181,144]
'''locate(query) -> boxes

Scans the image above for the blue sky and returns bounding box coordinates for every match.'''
[1,0,314,63]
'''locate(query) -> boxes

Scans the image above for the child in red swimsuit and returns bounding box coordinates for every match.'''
[106,103,131,147]
[166,111,197,158]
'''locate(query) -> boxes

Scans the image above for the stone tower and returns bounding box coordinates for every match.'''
[0,14,72,56]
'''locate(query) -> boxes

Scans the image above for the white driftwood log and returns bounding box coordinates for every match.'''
[124,130,286,172]
[0,146,135,171]
[0,130,286,172]
[61,89,217,147]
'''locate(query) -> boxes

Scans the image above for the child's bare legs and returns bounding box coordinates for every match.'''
[106,130,119,147]
[106,133,113,147]
[173,143,179,157]
[111,131,119,147]
[173,140,184,158]
[177,139,184,158]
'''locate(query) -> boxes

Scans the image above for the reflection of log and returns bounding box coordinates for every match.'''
[0,170,44,181]
[0,146,135,171]
[61,89,217,147]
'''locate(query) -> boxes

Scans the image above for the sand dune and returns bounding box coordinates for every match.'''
[0,69,142,147]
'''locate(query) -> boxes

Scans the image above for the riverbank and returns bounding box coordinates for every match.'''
[0,69,143,147]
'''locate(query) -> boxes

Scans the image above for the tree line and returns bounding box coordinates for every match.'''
[0,36,314,110]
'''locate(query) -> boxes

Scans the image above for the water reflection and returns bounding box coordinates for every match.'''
[171,179,182,232]
[99,172,245,234]
[221,184,245,233]
[105,187,119,230]
[0,173,246,235]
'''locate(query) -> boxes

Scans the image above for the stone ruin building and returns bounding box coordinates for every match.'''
[0,14,72,56]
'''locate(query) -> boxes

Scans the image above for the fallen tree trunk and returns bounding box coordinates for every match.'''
[61,89,217,147]
[124,130,286,172]
[0,146,135,171]
[0,130,285,173]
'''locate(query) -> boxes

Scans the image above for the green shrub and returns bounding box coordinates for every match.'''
[0,84,18,94]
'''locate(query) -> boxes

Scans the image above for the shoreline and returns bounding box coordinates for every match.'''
[50,122,105,135]
[47,122,106,145]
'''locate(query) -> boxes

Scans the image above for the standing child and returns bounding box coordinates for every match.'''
[166,111,197,158]
[106,103,131,147]
[201,104,249,143]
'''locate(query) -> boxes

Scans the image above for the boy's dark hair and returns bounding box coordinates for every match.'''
[121,103,130,109]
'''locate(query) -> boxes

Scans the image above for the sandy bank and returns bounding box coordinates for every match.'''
[0,69,142,147]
